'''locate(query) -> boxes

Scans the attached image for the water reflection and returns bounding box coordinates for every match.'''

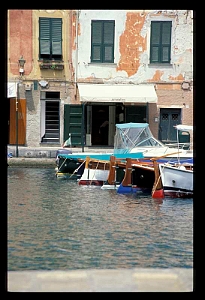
[8,167,193,271]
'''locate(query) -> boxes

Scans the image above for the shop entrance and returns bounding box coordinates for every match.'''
[91,105,109,145]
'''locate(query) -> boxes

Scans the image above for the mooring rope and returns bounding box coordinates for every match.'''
[69,160,86,179]
[55,157,67,176]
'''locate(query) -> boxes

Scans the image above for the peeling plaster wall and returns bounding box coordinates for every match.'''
[73,10,127,83]
[74,10,193,84]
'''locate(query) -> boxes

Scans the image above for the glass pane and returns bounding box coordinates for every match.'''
[151,22,160,44]
[92,22,102,44]
[104,22,114,43]
[92,46,101,61]
[162,22,171,44]
[52,41,62,55]
[162,46,169,62]
[40,18,50,39]
[151,47,159,62]
[40,40,50,54]
[52,18,62,40]
[104,46,112,61]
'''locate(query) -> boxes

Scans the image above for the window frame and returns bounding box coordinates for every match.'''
[39,17,62,61]
[91,20,115,63]
[150,21,172,64]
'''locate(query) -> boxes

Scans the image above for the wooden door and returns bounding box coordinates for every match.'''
[9,99,26,145]
[64,104,83,146]
[159,108,181,143]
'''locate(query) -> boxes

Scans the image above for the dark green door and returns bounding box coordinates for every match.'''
[159,108,181,143]
[64,104,83,146]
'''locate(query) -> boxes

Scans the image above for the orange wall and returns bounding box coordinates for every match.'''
[9,10,33,76]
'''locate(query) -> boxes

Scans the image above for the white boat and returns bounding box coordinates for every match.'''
[78,156,110,186]
[157,124,194,198]
[159,163,193,198]
[115,123,193,161]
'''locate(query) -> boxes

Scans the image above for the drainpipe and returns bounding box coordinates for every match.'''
[75,10,84,152]
[15,80,19,157]
[75,9,79,99]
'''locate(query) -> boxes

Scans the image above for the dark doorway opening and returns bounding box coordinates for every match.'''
[92,105,109,145]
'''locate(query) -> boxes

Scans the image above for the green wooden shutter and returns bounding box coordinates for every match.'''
[150,22,161,63]
[39,18,51,55]
[103,21,115,62]
[161,21,171,63]
[64,105,83,146]
[91,20,114,63]
[91,21,102,62]
[150,21,172,63]
[51,18,62,55]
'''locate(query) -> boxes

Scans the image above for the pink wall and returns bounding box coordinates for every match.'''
[9,10,33,75]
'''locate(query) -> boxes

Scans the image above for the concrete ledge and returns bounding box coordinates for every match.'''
[7,158,56,168]
[7,268,193,292]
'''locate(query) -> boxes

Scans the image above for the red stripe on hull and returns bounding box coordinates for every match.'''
[78,180,104,186]
[164,191,193,198]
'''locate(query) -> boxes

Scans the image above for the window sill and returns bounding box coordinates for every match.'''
[148,63,173,68]
[88,62,117,67]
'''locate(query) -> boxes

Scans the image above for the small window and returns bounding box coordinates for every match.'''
[150,21,172,64]
[39,17,62,61]
[91,20,115,63]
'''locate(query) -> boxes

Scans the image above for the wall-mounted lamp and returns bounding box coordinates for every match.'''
[18,55,26,75]
[181,81,190,90]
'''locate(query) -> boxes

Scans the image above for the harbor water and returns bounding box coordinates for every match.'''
[8,167,193,271]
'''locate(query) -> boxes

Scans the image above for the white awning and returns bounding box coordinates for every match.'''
[7,82,17,98]
[78,83,157,103]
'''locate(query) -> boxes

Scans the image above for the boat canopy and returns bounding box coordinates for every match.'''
[114,123,165,154]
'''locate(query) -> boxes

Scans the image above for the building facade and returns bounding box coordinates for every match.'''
[7,9,74,147]
[7,10,194,148]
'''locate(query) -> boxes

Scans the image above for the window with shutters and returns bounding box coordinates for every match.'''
[91,20,115,63]
[39,17,62,61]
[150,21,172,64]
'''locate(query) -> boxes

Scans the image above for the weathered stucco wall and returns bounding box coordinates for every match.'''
[8,10,74,147]
[74,10,193,84]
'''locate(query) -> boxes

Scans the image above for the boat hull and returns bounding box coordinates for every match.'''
[56,157,85,177]
[78,168,110,186]
[159,164,193,198]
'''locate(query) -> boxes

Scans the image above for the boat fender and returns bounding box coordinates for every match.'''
[152,189,164,199]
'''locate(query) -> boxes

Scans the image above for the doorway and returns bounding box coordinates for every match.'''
[40,92,60,144]
[159,108,181,143]
[91,105,109,145]
[8,98,26,145]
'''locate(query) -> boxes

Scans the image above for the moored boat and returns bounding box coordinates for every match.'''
[78,156,110,186]
[55,122,193,180]
[154,124,194,198]
[158,162,193,198]
[117,157,156,194]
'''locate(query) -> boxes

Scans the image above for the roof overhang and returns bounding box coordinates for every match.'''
[78,83,157,103]
[7,82,17,98]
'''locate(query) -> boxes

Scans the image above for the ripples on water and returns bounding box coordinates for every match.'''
[8,167,193,271]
